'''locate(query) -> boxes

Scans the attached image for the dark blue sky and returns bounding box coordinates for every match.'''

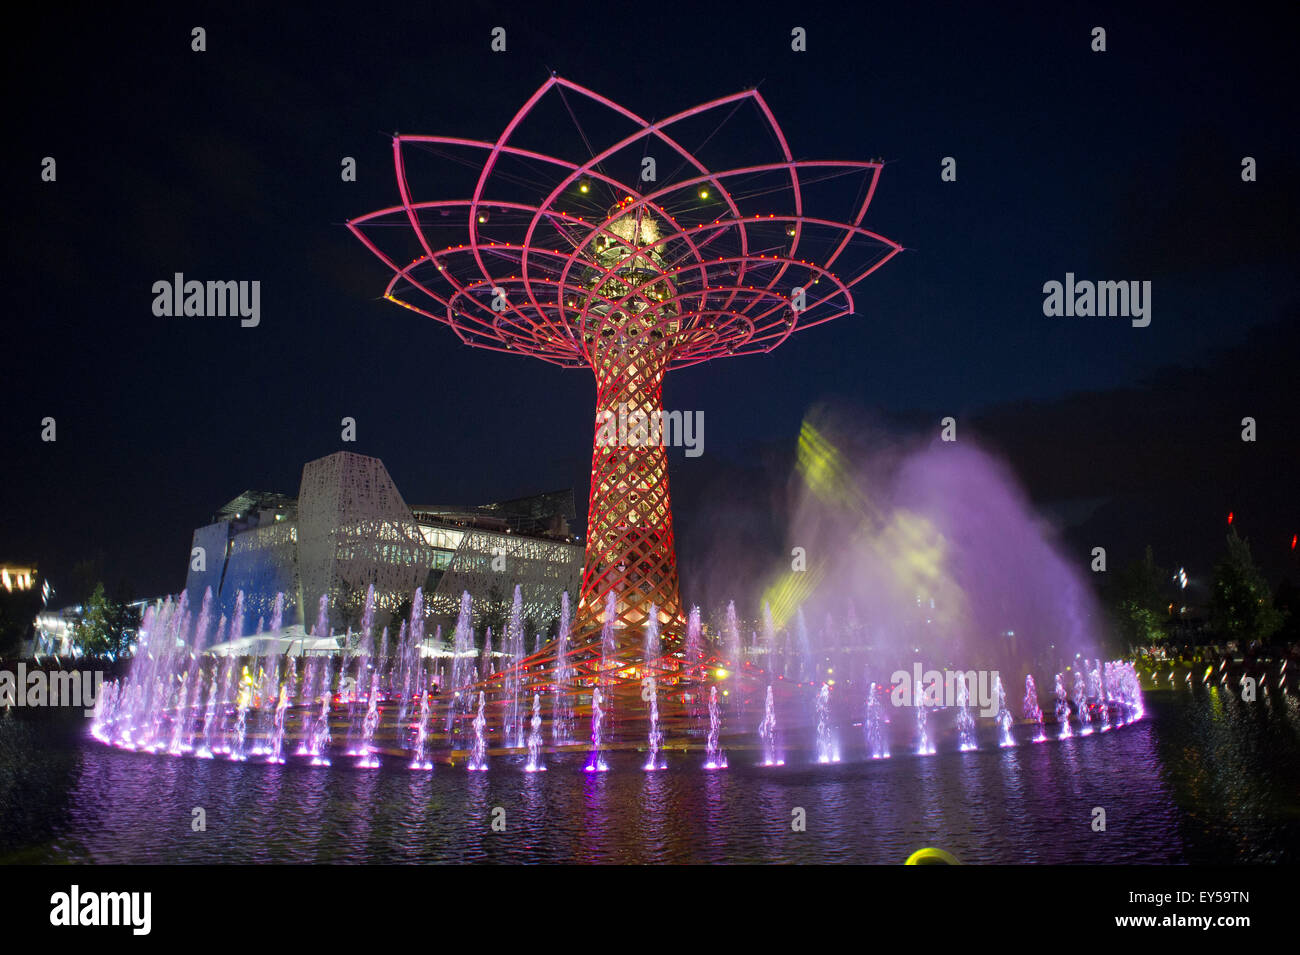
[4,1,1297,601]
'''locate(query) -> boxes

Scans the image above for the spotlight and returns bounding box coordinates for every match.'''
[698,186,710,200]
[579,177,590,194]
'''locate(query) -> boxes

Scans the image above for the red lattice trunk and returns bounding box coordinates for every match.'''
[573,343,684,656]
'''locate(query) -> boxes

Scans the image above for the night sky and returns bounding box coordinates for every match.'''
[5,2,1297,608]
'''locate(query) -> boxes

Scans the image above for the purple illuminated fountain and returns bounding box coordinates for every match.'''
[551,593,574,744]
[1073,670,1092,735]
[704,686,727,769]
[866,682,889,758]
[251,593,287,756]
[994,675,1015,747]
[409,688,433,771]
[725,603,743,716]
[307,693,332,767]
[585,687,609,773]
[914,681,936,755]
[88,559,1146,774]
[643,609,665,771]
[1024,675,1047,742]
[1091,661,1111,732]
[955,675,977,751]
[229,668,251,762]
[446,592,474,737]
[467,692,488,772]
[816,682,839,763]
[759,685,783,766]
[684,606,703,675]
[525,693,546,773]
[266,685,289,763]
[502,586,526,749]
[166,676,190,755]
[354,672,381,768]
[1054,673,1073,739]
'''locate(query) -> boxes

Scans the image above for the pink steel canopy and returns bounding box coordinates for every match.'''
[347,76,902,372]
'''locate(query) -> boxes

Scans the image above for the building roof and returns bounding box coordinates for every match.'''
[214,490,297,522]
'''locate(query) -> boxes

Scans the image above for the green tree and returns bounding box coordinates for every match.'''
[77,582,134,657]
[1112,545,1169,646]
[1209,530,1283,646]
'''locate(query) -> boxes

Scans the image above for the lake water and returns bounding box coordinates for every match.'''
[2,688,1296,864]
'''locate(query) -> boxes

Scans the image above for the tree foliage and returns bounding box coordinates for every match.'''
[1209,530,1283,645]
[1111,545,1170,646]
[76,582,135,657]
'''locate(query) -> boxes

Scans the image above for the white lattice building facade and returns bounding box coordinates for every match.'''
[184,452,582,643]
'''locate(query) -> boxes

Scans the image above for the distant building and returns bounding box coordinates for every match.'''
[184,452,582,644]
[1,563,39,593]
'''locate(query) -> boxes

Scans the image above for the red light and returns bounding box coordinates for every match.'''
[1292,534,1297,551]
[1227,511,1234,525]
